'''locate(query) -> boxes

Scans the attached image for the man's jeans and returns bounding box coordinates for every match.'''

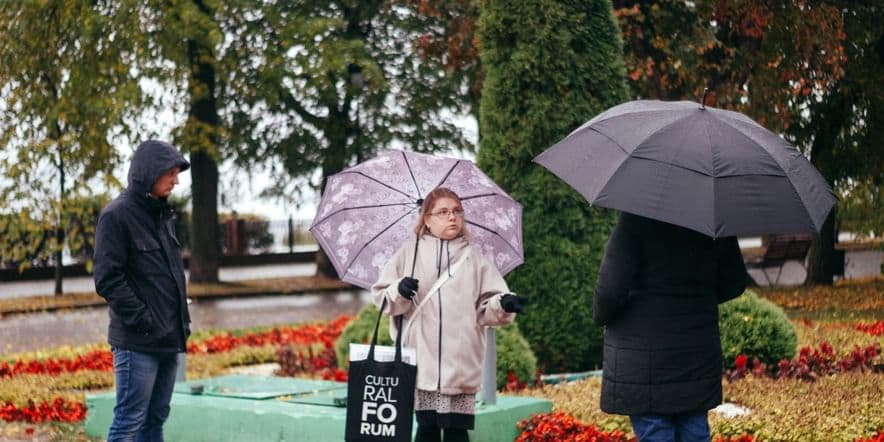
[108,348,179,442]
[630,411,710,442]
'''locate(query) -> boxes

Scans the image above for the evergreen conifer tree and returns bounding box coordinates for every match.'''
[477,0,629,371]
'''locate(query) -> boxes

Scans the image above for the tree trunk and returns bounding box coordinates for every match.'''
[186,3,220,283]
[805,206,837,286]
[53,245,63,294]
[315,249,339,279]
[189,149,220,283]
[314,112,349,279]
[54,144,65,295]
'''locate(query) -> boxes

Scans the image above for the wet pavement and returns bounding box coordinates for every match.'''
[0,263,317,299]
[746,249,883,287]
[1,261,376,355]
[0,249,880,355]
[1,290,371,354]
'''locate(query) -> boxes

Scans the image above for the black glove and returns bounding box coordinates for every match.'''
[500,294,529,313]
[398,277,419,299]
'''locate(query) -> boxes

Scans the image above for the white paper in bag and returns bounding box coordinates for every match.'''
[349,343,417,366]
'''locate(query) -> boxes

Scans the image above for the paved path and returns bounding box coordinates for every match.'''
[3,248,881,299]
[746,249,883,287]
[1,289,371,354]
[0,262,371,354]
[1,249,880,355]
[0,263,316,299]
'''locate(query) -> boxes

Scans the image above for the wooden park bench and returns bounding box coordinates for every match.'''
[744,233,814,286]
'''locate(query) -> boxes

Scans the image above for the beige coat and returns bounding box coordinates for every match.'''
[372,234,515,395]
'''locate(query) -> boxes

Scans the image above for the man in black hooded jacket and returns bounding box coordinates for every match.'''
[94,139,191,442]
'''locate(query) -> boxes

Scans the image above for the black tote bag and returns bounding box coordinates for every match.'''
[344,299,417,442]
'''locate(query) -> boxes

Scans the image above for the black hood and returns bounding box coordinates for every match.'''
[127,140,190,195]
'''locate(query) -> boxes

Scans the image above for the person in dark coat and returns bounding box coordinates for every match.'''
[593,212,748,442]
[94,139,191,442]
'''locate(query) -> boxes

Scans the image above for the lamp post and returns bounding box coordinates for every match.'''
[479,327,497,405]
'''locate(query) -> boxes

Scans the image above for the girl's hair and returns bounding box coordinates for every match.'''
[413,187,470,238]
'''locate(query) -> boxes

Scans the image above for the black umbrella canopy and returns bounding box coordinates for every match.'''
[535,100,836,238]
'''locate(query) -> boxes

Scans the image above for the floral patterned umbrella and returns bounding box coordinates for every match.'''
[309,150,523,289]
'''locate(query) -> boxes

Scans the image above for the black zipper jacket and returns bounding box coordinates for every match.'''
[93,140,191,353]
[593,212,748,415]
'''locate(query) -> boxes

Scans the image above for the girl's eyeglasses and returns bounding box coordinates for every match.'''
[430,209,465,219]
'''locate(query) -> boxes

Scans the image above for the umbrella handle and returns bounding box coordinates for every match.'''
[410,235,419,278]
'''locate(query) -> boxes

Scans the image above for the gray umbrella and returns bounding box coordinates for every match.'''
[534,100,836,238]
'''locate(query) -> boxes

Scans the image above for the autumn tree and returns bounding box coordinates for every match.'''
[406,0,483,123]
[0,1,143,293]
[613,0,883,284]
[838,178,884,240]
[790,3,884,283]
[478,0,630,372]
[180,0,224,283]
[126,0,227,283]
[220,1,475,276]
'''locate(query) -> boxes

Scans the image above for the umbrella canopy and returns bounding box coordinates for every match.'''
[534,100,836,238]
[310,150,523,289]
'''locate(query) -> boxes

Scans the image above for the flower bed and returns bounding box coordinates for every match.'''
[521,338,883,440]
[187,315,349,354]
[718,373,883,440]
[275,344,347,382]
[856,320,884,336]
[0,349,112,378]
[3,274,881,441]
[515,412,756,441]
[0,316,350,381]
[793,318,884,349]
[521,377,632,433]
[0,316,350,425]
[758,276,884,314]
[0,398,86,424]
[521,370,882,441]
[727,341,881,382]
[858,431,884,442]
[516,412,633,441]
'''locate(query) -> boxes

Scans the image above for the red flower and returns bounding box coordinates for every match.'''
[3,316,352,380]
[735,354,748,371]
[504,370,527,392]
[714,436,755,442]
[516,412,635,441]
[855,430,884,442]
[0,398,87,423]
[0,349,113,379]
[186,315,350,355]
[855,321,884,336]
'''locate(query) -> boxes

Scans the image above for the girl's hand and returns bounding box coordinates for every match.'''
[398,277,419,299]
[500,294,529,313]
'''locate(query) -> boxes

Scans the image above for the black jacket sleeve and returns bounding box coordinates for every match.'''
[93,210,153,333]
[716,236,748,303]
[593,216,640,326]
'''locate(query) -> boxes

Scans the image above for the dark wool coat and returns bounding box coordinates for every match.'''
[93,140,191,353]
[593,212,748,415]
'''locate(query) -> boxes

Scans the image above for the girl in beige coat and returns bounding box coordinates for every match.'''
[372,187,527,442]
